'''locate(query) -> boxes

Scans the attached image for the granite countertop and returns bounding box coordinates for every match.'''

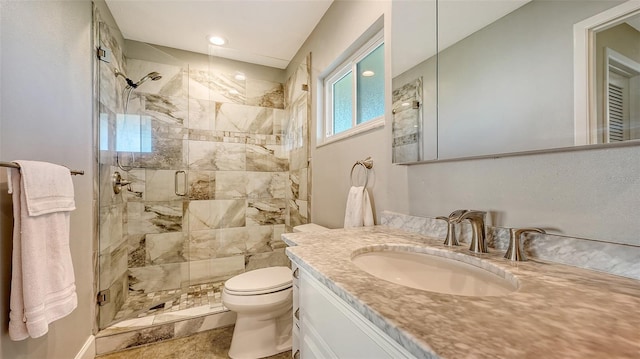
[283,226,640,359]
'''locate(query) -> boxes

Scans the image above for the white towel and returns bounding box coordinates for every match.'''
[8,161,77,340]
[344,186,375,228]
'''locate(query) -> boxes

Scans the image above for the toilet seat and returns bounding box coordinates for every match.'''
[224,266,292,296]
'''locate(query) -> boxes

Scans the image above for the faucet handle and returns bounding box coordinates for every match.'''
[436,216,460,246]
[448,209,468,221]
[505,228,546,261]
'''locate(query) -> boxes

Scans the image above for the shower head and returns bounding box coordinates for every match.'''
[114,69,162,89]
[133,72,162,88]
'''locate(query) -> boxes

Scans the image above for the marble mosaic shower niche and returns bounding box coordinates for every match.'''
[96,23,311,332]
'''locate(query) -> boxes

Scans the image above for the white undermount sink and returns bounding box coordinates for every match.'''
[351,246,518,297]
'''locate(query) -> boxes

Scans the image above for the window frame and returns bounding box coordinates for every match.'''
[322,30,385,145]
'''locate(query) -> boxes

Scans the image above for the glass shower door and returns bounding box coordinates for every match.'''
[96,17,191,329]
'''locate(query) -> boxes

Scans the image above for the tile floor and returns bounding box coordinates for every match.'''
[95,325,292,359]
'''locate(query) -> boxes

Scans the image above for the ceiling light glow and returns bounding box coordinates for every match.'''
[208,35,227,46]
[362,70,375,77]
[234,73,246,81]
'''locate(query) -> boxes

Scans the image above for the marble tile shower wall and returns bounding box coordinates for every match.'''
[119,57,295,299]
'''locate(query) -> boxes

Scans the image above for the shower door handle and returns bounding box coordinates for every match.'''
[175,171,187,196]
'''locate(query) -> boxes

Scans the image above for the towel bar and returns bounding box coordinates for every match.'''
[0,161,84,175]
[350,157,373,188]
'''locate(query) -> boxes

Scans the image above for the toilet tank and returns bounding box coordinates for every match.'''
[293,223,329,233]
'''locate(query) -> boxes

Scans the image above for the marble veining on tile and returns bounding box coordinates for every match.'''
[132,137,185,170]
[246,172,287,199]
[146,232,186,265]
[187,171,216,200]
[186,199,246,231]
[144,170,184,202]
[246,144,288,172]
[127,201,183,235]
[188,256,245,285]
[188,69,246,103]
[186,98,214,131]
[246,199,286,226]
[284,226,640,359]
[215,102,274,134]
[127,234,147,268]
[128,262,184,294]
[141,94,186,126]
[245,79,284,109]
[188,141,246,171]
[245,249,290,272]
[214,171,247,199]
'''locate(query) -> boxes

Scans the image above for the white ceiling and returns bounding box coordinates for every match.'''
[105,0,334,69]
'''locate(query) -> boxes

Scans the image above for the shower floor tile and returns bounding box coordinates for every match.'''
[112,282,225,324]
[95,326,291,359]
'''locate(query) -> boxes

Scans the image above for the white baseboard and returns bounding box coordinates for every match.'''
[74,335,96,359]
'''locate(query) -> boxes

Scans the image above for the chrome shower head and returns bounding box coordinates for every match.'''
[115,69,162,89]
[134,72,162,87]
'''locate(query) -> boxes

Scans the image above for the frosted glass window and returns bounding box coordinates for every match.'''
[323,29,384,142]
[116,114,152,152]
[357,43,384,124]
[333,72,353,134]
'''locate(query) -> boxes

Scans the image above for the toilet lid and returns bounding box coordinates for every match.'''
[224,266,292,295]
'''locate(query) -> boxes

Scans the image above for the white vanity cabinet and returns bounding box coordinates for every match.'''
[291,264,417,359]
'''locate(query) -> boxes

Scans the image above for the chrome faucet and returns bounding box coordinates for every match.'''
[454,210,488,253]
[436,210,468,246]
[505,228,545,261]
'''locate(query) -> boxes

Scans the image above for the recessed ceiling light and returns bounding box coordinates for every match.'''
[362,70,375,77]
[234,73,246,81]
[208,35,227,46]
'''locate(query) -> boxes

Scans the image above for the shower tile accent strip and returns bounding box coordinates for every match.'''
[380,210,640,280]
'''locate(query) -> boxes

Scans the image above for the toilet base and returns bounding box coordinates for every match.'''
[228,307,292,359]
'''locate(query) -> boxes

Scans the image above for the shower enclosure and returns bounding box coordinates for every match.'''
[95,5,311,332]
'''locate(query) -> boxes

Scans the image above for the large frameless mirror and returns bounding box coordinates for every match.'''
[392,0,640,163]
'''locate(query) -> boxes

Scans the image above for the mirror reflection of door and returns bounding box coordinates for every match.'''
[605,48,640,142]
[595,12,640,144]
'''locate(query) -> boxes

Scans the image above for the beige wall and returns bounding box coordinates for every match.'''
[288,0,410,228]
[0,1,95,358]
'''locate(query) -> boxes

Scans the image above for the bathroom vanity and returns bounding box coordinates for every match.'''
[284,226,640,358]
[292,261,415,358]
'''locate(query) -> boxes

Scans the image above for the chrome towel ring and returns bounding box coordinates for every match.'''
[350,157,373,188]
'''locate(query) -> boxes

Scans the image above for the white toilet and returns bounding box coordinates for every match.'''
[222,266,294,359]
[222,224,328,358]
